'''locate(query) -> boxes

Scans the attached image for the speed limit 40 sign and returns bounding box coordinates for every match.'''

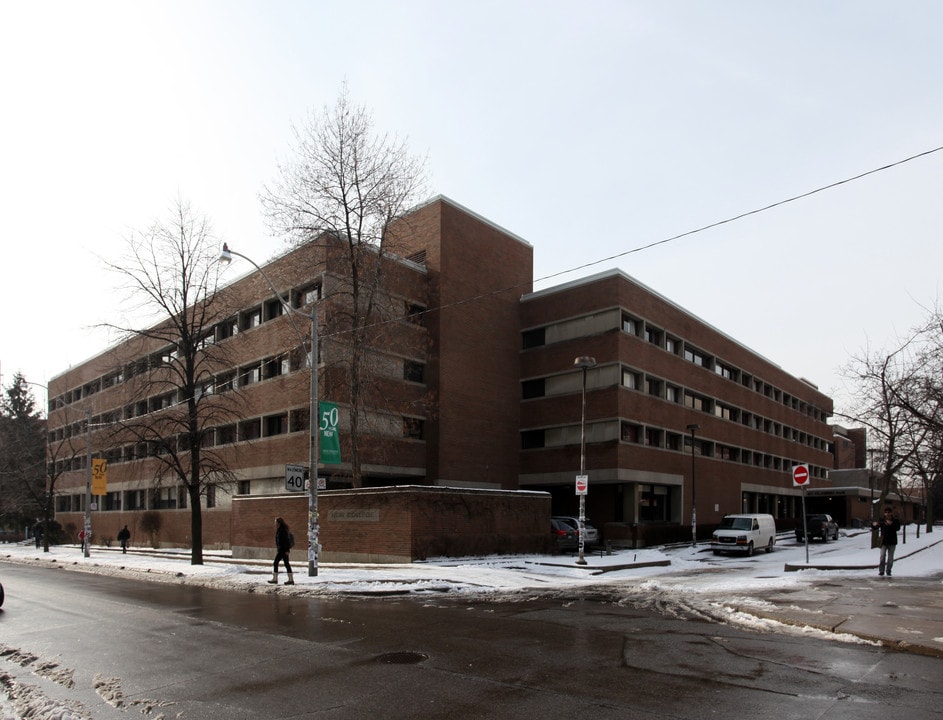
[285,464,306,492]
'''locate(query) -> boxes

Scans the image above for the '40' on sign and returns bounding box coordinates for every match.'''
[285,464,306,492]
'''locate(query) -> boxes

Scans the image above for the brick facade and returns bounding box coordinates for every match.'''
[45,196,860,554]
[230,487,551,562]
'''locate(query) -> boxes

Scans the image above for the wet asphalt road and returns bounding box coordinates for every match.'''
[0,563,940,719]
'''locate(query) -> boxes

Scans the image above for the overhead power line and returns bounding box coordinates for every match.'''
[329,144,943,340]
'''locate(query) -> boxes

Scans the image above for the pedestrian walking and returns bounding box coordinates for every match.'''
[117,525,131,553]
[873,506,901,577]
[268,517,295,585]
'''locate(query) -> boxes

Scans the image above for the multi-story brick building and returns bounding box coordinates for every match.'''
[48,196,842,549]
[519,270,834,545]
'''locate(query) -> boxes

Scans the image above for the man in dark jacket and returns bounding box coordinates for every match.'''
[117,525,131,553]
[268,517,295,585]
[873,507,901,577]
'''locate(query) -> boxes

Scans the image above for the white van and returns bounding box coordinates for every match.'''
[710,514,776,556]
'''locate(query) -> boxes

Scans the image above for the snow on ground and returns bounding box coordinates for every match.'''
[3,524,940,599]
[2,526,941,719]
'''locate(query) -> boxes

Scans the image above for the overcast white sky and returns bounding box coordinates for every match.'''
[2,1,941,416]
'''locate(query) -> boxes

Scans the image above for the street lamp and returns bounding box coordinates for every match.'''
[686,423,699,548]
[219,243,322,577]
[574,356,596,566]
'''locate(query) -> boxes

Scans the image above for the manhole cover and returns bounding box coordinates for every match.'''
[375,651,428,665]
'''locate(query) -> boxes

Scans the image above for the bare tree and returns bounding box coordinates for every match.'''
[840,303,943,532]
[101,199,238,564]
[839,339,918,504]
[261,87,427,487]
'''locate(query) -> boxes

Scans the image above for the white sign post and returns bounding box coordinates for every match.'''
[793,464,811,563]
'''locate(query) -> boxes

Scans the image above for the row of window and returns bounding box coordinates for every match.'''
[51,283,431,412]
[521,309,828,422]
[618,366,828,452]
[55,481,258,515]
[621,312,825,420]
[51,412,426,476]
[522,364,829,453]
[49,352,426,445]
[521,419,826,480]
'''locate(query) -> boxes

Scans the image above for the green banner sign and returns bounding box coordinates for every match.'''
[319,401,341,464]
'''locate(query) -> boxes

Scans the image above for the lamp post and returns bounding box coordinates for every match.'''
[84,408,92,557]
[220,244,322,577]
[686,423,699,548]
[574,356,596,566]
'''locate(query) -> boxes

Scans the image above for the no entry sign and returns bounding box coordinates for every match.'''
[575,475,588,495]
[792,464,810,487]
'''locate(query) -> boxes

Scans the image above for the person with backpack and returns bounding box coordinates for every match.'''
[268,517,294,585]
[117,525,131,553]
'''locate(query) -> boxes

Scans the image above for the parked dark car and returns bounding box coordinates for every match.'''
[550,518,579,552]
[552,516,601,547]
[796,513,840,542]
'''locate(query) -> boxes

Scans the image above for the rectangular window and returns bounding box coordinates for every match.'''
[405,303,426,326]
[639,484,672,522]
[521,429,545,449]
[622,368,640,390]
[645,326,663,347]
[645,377,663,398]
[262,356,288,380]
[239,364,261,387]
[240,307,262,331]
[684,345,711,368]
[238,480,251,495]
[403,417,424,440]
[206,484,216,509]
[684,391,711,413]
[715,362,736,381]
[238,418,261,441]
[103,491,121,511]
[294,283,322,308]
[217,424,236,444]
[522,328,545,349]
[264,297,285,321]
[666,385,680,404]
[521,378,545,399]
[124,490,146,511]
[264,413,287,436]
[216,317,238,341]
[644,428,663,447]
[404,360,425,384]
[153,487,178,510]
[621,422,640,443]
[622,313,639,336]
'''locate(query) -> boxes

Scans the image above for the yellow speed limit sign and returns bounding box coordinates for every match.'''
[92,458,108,495]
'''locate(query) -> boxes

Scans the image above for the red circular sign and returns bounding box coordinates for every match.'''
[793,465,809,485]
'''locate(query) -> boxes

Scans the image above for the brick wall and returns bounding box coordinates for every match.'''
[57,508,233,550]
[231,486,552,562]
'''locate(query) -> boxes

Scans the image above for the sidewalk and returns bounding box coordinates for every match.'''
[730,574,943,657]
[3,533,941,657]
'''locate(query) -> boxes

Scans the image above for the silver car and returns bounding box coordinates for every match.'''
[552,516,600,547]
